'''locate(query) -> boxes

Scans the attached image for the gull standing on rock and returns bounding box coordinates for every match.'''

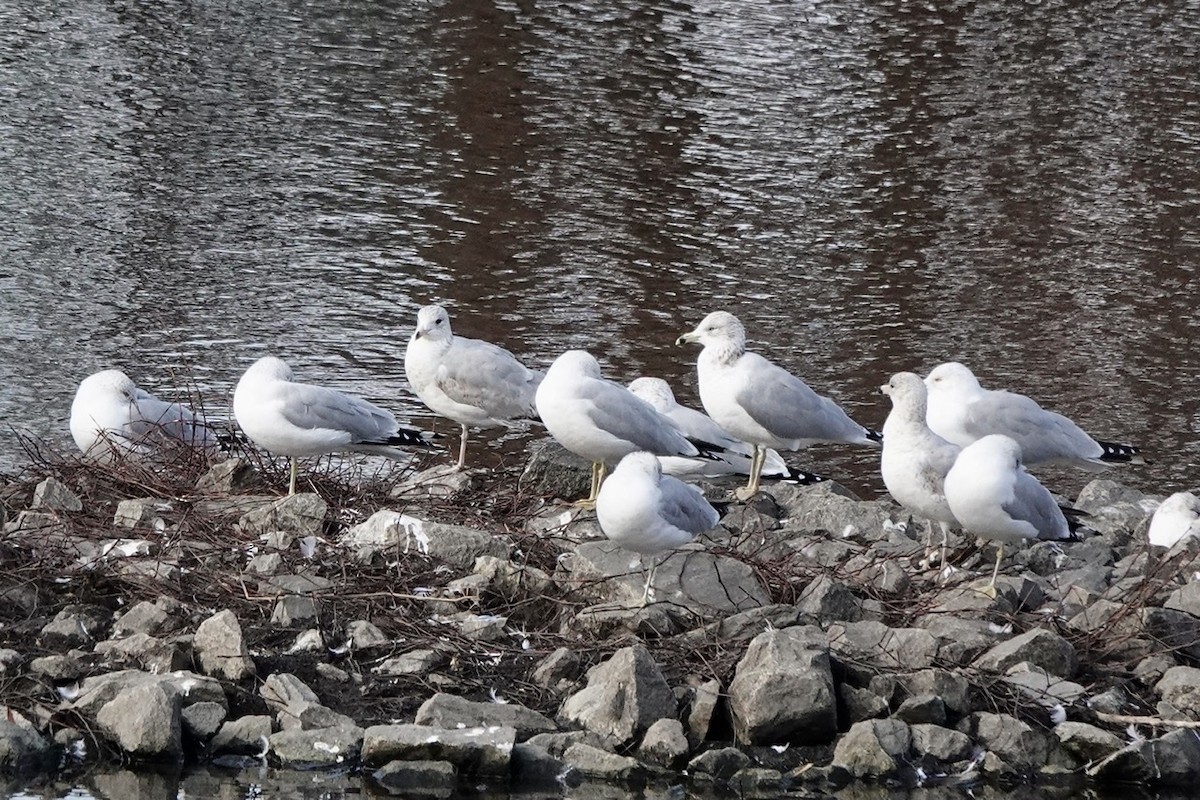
[70,369,217,462]
[404,304,543,470]
[233,356,433,495]
[676,311,880,500]
[879,372,961,572]
[627,377,824,485]
[943,434,1074,595]
[595,451,720,606]
[1147,491,1200,548]
[924,362,1142,470]
[534,350,715,507]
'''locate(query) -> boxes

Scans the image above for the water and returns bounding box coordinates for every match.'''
[1,0,1198,501]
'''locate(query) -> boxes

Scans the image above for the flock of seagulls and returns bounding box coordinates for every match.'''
[68,305,1174,601]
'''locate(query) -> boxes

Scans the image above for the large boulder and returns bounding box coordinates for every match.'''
[557,645,676,748]
[832,719,913,778]
[341,511,509,567]
[194,609,255,681]
[728,626,836,745]
[973,628,1077,678]
[415,694,557,741]
[95,682,183,760]
[361,724,516,775]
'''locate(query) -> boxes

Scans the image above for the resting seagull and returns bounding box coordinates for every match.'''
[676,311,880,500]
[70,369,217,463]
[404,304,543,470]
[534,350,715,507]
[924,362,1141,470]
[943,434,1074,595]
[595,451,720,605]
[1147,491,1200,549]
[627,377,823,485]
[879,372,961,572]
[233,356,433,495]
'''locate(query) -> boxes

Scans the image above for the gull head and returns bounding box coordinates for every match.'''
[881,371,927,409]
[412,304,452,343]
[676,311,747,351]
[546,349,603,380]
[627,377,676,413]
[78,369,138,402]
[614,450,664,481]
[969,433,1024,469]
[924,362,981,395]
[242,356,295,383]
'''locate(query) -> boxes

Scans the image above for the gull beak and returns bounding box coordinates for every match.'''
[880,384,891,395]
[675,330,700,347]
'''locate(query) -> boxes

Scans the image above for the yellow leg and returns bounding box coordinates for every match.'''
[455,424,469,471]
[575,461,606,509]
[736,445,764,501]
[979,543,1003,598]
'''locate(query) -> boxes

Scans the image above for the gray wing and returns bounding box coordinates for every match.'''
[1003,468,1070,540]
[131,388,216,446]
[964,391,1101,463]
[437,338,541,418]
[278,382,398,443]
[659,475,720,534]
[584,381,696,456]
[733,353,867,443]
[666,404,741,449]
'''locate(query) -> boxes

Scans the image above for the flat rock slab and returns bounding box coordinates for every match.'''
[415,693,557,741]
[361,724,516,775]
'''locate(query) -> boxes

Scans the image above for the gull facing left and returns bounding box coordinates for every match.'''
[595,451,720,605]
[404,304,543,470]
[233,356,432,495]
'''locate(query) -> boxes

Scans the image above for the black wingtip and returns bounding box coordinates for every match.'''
[687,436,730,461]
[778,465,827,486]
[865,427,883,444]
[386,428,438,448]
[1097,439,1143,464]
[1060,504,1091,540]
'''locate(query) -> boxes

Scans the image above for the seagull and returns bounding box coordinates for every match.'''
[676,311,880,500]
[879,372,961,572]
[70,369,217,463]
[943,434,1074,595]
[627,377,824,485]
[404,304,543,470]
[534,350,715,508]
[924,362,1141,470]
[232,356,433,495]
[1147,492,1200,548]
[595,451,720,605]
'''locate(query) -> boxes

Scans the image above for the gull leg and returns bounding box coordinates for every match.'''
[980,543,1003,598]
[640,555,659,607]
[288,458,299,496]
[937,521,951,580]
[454,424,469,471]
[735,446,764,501]
[575,461,606,509]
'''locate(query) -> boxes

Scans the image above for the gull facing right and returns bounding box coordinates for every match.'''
[677,311,879,500]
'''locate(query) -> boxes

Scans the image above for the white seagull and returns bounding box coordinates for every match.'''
[404,304,543,470]
[534,350,713,507]
[70,369,217,463]
[627,377,823,485]
[943,434,1074,595]
[233,356,432,495]
[924,362,1141,470]
[595,451,721,605]
[1147,491,1200,549]
[676,311,880,500]
[879,372,961,572]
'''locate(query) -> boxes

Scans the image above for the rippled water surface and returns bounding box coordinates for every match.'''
[2,0,1198,498]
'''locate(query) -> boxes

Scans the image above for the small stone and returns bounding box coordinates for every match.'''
[95,682,182,759]
[531,647,581,694]
[372,759,458,798]
[259,673,320,713]
[210,715,273,756]
[415,693,557,741]
[687,746,753,780]
[637,718,688,769]
[376,649,448,676]
[892,695,945,726]
[238,493,328,538]
[728,626,836,746]
[832,719,912,778]
[1054,722,1123,763]
[40,605,111,649]
[910,723,972,763]
[795,575,863,622]
[31,477,82,513]
[561,742,646,782]
[269,725,363,767]
[194,609,255,681]
[686,678,723,746]
[973,628,1078,678]
[196,458,257,494]
[346,620,389,650]
[558,645,677,749]
[181,701,226,741]
[271,595,317,627]
[29,653,89,681]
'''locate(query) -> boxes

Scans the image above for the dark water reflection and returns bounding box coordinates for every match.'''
[1,0,1197,499]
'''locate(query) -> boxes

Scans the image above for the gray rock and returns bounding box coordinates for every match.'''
[916,615,1004,665]
[795,575,862,622]
[1149,728,1200,785]
[246,553,284,575]
[181,701,226,741]
[40,604,111,649]
[113,498,171,529]
[0,649,22,675]
[686,678,723,747]
[832,719,912,778]
[260,673,320,713]
[0,720,53,773]
[728,626,836,745]
[828,621,938,670]
[557,645,676,749]
[1054,722,1123,763]
[729,767,784,794]
[973,628,1077,678]
[1155,666,1200,715]
[525,730,609,758]
[561,742,647,782]
[372,759,458,798]
[341,511,509,567]
[687,746,754,780]
[31,477,82,513]
[1134,654,1177,687]
[451,613,508,641]
[473,556,553,598]
[637,718,688,769]
[563,541,768,614]
[94,633,188,674]
[1165,582,1200,619]
[956,712,1050,771]
[289,629,324,654]
[260,573,333,595]
[210,715,273,756]
[196,458,258,494]
[839,684,889,723]
[3,511,67,540]
[512,743,578,789]
[1001,664,1085,709]
[361,724,516,775]
[1086,743,1152,782]
[72,670,226,715]
[376,649,448,676]
[569,602,691,638]
[346,620,389,650]
[1142,608,1200,661]
[1075,479,1151,514]
[392,464,480,499]
[278,702,357,732]
[270,595,318,627]
[519,439,591,500]
[238,493,328,538]
[269,725,363,767]
[673,605,813,648]
[29,653,90,681]
[771,483,906,543]
[892,695,945,726]
[910,723,972,763]
[111,599,176,638]
[95,682,183,759]
[415,693,557,741]
[898,670,971,717]
[194,609,255,681]
[531,647,582,695]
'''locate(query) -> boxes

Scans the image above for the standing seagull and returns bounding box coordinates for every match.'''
[943,434,1074,595]
[233,356,432,495]
[534,350,712,507]
[404,304,543,470]
[924,362,1141,470]
[70,369,217,462]
[676,311,880,500]
[627,377,823,485]
[595,451,720,605]
[879,372,961,571]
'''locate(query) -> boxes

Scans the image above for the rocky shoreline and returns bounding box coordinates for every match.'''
[0,439,1198,797]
